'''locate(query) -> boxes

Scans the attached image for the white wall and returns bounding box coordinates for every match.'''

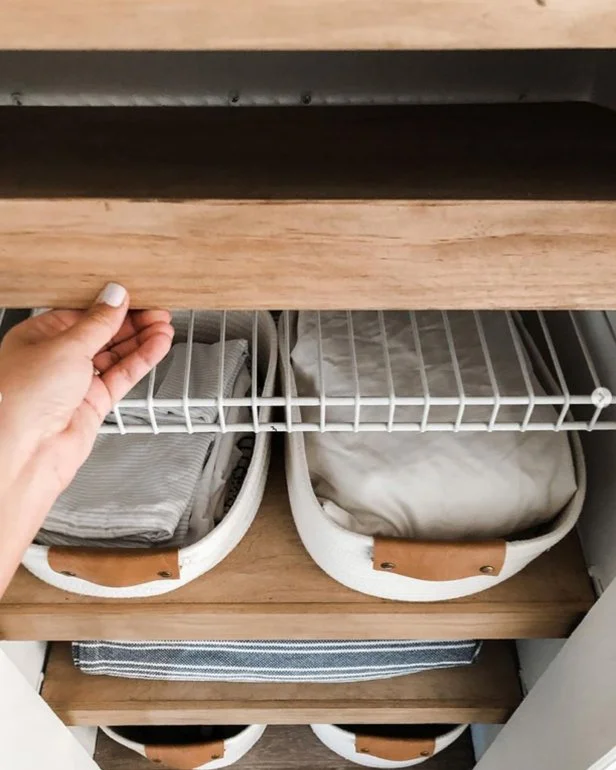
[0,641,46,689]
[516,639,566,694]
[475,578,616,770]
[544,311,616,591]
[0,641,97,757]
[476,311,616,764]
[0,650,100,770]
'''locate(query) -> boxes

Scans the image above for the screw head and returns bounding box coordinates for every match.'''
[380,561,396,571]
[359,748,370,754]
[158,570,172,578]
[480,565,495,574]
[420,750,431,757]
[211,754,221,760]
[60,570,76,577]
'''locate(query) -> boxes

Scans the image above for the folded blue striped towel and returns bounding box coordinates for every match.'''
[72,639,481,683]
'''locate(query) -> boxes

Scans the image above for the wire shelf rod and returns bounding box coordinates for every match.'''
[316,310,327,432]
[97,419,616,435]
[182,309,196,434]
[251,310,260,433]
[217,309,227,433]
[378,310,396,432]
[409,310,431,432]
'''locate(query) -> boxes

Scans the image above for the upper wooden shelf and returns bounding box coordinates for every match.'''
[0,0,613,50]
[0,103,614,310]
[43,641,521,725]
[0,458,594,642]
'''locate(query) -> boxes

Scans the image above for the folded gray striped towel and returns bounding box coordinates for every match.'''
[72,640,481,683]
[36,339,249,548]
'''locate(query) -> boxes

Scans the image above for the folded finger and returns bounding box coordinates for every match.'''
[99,331,174,404]
[99,309,173,353]
[93,321,174,374]
[80,373,113,424]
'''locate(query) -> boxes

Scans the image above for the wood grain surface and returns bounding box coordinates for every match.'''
[0,458,594,641]
[2,198,616,311]
[0,0,613,50]
[0,104,614,310]
[43,642,521,725]
[95,725,476,769]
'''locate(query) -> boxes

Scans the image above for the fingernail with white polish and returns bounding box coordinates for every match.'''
[96,282,126,308]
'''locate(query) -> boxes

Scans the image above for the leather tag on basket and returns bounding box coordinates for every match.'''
[372,538,506,581]
[356,735,436,761]
[145,740,225,769]
[47,547,180,587]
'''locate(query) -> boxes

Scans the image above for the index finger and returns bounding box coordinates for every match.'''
[100,309,173,353]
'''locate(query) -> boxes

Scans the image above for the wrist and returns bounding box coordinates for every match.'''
[0,452,60,596]
[0,406,42,486]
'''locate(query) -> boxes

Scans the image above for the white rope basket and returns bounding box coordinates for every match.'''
[102,724,267,770]
[22,311,277,598]
[281,311,586,602]
[311,724,468,768]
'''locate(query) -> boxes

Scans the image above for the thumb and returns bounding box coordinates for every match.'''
[64,283,129,357]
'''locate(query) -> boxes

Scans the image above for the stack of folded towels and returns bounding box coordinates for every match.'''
[36,338,251,548]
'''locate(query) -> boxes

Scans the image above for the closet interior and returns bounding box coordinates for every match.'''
[0,41,615,770]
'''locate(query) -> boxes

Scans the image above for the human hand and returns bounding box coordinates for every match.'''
[0,283,174,494]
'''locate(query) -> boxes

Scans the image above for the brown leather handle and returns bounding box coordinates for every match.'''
[372,537,506,581]
[355,735,436,761]
[145,740,225,769]
[47,547,180,587]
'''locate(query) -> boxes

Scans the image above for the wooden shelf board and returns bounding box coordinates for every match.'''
[43,641,521,726]
[0,104,614,310]
[0,459,595,642]
[0,0,613,50]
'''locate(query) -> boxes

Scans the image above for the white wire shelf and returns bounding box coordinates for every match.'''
[2,308,616,434]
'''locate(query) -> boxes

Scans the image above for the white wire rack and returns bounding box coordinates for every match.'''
[2,308,616,434]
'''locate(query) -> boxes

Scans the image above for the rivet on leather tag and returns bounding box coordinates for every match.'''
[355,735,436,761]
[48,547,181,588]
[372,538,507,581]
[145,740,225,769]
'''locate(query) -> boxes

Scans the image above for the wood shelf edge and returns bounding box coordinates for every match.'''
[43,642,522,726]
[0,603,591,641]
[49,705,516,727]
[1,199,615,311]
